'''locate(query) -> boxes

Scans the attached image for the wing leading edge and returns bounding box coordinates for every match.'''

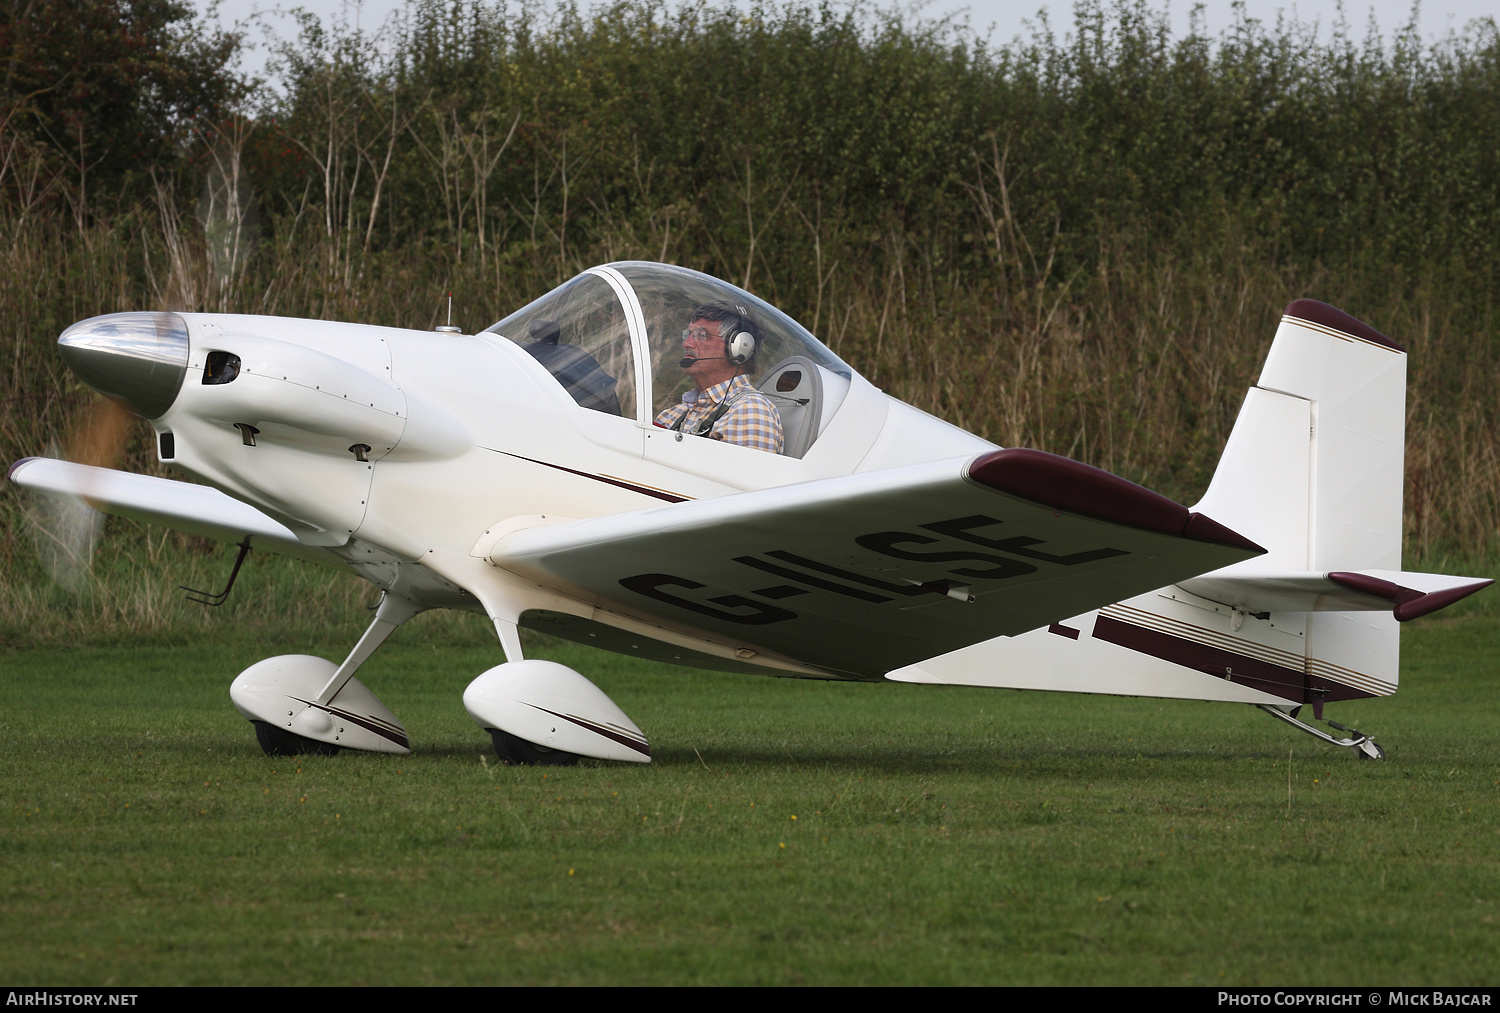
[8,457,339,565]
[492,449,1265,678]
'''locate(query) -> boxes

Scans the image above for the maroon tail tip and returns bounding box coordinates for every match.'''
[1393,579,1494,622]
[1284,299,1405,353]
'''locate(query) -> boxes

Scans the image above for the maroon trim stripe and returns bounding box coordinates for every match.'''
[498,452,689,503]
[290,697,410,750]
[528,704,651,757]
[1092,615,1378,704]
[1093,614,1305,702]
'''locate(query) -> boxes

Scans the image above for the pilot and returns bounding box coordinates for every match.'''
[654,302,783,453]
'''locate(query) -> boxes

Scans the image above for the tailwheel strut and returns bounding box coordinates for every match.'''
[1256,704,1385,759]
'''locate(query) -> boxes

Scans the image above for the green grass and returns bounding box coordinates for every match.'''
[2,613,1498,985]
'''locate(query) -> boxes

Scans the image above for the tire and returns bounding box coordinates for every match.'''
[253,719,341,757]
[488,728,579,767]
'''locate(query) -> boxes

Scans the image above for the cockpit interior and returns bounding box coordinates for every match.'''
[485,263,854,459]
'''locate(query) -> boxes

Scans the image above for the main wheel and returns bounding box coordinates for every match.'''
[253,720,341,757]
[488,728,579,767]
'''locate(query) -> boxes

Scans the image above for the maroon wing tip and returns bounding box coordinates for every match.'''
[1329,571,1494,621]
[1284,299,1405,353]
[7,457,41,482]
[1181,513,1266,554]
[1393,579,1494,622]
[966,448,1265,553]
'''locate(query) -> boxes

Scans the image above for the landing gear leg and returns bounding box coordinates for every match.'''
[1256,704,1385,759]
[230,592,423,756]
[468,618,582,766]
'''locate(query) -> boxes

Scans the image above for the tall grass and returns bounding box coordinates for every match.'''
[3,1,1498,643]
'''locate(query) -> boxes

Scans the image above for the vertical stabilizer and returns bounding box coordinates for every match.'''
[1192,300,1407,696]
[1196,300,1407,573]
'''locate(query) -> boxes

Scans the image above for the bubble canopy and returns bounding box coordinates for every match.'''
[486,263,852,423]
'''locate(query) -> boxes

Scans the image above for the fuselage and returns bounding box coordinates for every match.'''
[57,264,995,672]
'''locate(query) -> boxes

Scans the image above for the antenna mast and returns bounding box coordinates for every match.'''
[435,290,462,334]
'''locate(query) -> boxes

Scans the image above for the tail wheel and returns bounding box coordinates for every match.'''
[252,720,341,757]
[488,728,579,767]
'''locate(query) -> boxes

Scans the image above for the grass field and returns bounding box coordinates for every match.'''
[2,611,1498,985]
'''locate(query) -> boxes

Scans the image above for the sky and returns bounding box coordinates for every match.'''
[194,0,1499,83]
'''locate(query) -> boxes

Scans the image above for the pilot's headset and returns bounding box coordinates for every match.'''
[723,304,757,366]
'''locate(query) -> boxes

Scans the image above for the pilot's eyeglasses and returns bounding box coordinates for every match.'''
[682,327,715,343]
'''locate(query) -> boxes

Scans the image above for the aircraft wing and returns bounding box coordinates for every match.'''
[493,448,1265,678]
[8,457,340,565]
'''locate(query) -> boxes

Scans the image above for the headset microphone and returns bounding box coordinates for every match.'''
[680,355,731,368]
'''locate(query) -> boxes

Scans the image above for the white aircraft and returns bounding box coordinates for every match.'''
[10,262,1490,763]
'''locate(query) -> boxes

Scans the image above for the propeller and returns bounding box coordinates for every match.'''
[67,394,135,470]
[24,395,137,590]
[30,307,189,590]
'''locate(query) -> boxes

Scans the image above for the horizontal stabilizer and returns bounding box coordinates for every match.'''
[8,457,338,564]
[1178,569,1493,621]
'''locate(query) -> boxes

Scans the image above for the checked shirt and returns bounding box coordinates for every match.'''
[653,374,784,454]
